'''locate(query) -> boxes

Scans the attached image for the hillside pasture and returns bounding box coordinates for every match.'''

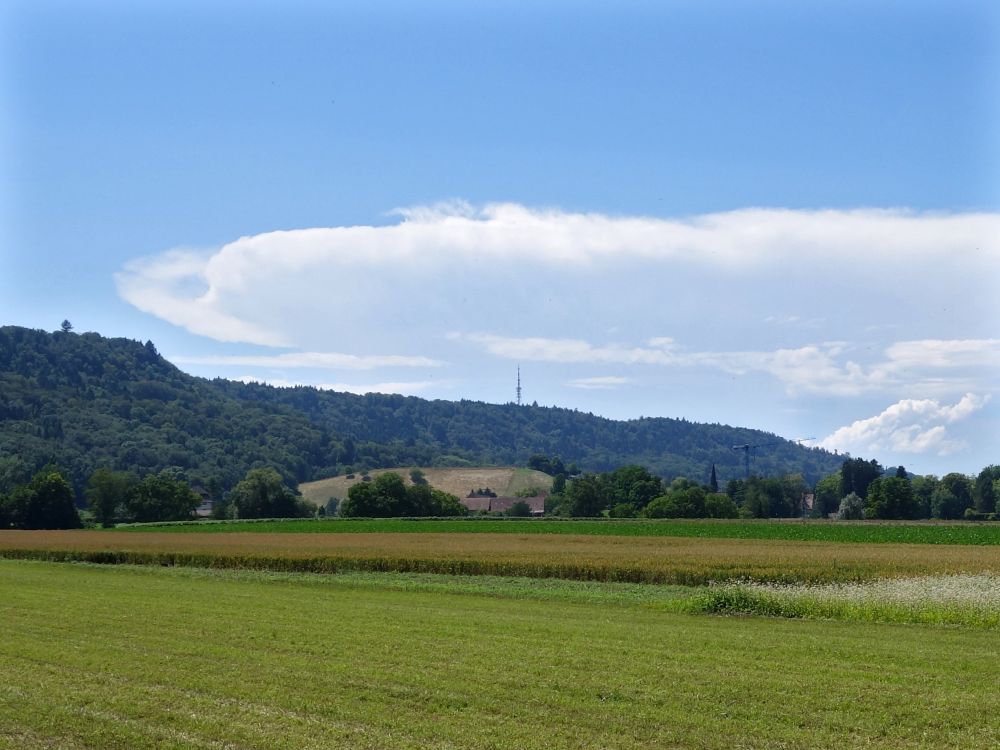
[298,466,552,506]
[3,529,999,584]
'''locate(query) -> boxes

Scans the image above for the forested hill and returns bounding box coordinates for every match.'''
[0,326,842,494]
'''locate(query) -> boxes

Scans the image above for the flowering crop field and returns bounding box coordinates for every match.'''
[2,560,998,749]
[117,517,1000,545]
[2,529,999,584]
[694,573,1000,628]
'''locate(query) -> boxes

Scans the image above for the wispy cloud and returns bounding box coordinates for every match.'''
[233,375,438,396]
[454,334,1000,397]
[452,333,678,365]
[172,351,444,370]
[568,376,631,390]
[819,393,991,456]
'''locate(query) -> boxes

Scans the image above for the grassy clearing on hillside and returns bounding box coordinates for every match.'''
[3,529,999,584]
[298,466,553,505]
[2,560,998,749]
[118,516,1000,545]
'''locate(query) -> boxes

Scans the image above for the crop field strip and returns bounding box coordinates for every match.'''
[115,517,1000,545]
[2,560,999,749]
[3,529,999,584]
[693,573,1000,628]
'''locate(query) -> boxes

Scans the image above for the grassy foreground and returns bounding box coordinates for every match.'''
[2,560,999,749]
[116,517,1000,545]
[4,529,1000,584]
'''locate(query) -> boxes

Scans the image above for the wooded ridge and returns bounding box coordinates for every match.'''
[0,325,842,495]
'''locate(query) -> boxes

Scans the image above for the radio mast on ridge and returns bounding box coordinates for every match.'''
[516,366,522,406]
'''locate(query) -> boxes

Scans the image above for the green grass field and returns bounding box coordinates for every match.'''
[118,516,1000,545]
[2,560,998,749]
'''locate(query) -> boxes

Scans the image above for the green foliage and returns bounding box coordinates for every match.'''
[564,473,607,517]
[85,468,135,527]
[836,492,865,520]
[0,326,327,494]
[643,487,707,518]
[126,471,200,523]
[863,477,921,520]
[339,472,467,517]
[229,468,309,519]
[550,473,567,494]
[409,468,428,485]
[514,486,545,498]
[528,454,566,476]
[932,473,974,520]
[0,326,844,498]
[608,503,637,518]
[813,472,842,518]
[0,469,81,529]
[911,475,938,518]
[740,475,807,518]
[839,457,883,500]
[973,465,1000,514]
[504,500,533,517]
[704,493,738,519]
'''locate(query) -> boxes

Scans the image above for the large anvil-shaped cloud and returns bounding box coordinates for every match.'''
[116,203,1000,349]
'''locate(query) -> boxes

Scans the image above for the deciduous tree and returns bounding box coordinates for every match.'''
[85,468,134,527]
[126,471,199,523]
[3,470,81,529]
[229,468,306,519]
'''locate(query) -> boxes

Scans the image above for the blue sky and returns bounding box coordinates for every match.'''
[2,0,998,476]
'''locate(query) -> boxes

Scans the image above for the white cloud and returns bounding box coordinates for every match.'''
[819,393,992,456]
[171,351,443,370]
[881,339,1000,370]
[117,203,999,347]
[568,376,631,390]
[117,250,292,346]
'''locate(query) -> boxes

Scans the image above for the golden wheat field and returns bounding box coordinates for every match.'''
[3,529,998,584]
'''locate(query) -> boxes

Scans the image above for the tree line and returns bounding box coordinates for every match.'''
[0,466,314,529]
[534,453,999,521]
[813,458,999,521]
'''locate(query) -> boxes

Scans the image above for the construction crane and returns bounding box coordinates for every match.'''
[731,437,815,479]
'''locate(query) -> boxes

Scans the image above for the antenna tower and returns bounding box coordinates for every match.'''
[516,366,522,406]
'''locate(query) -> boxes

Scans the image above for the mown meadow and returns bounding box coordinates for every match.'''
[3,520,1000,748]
[3,560,999,749]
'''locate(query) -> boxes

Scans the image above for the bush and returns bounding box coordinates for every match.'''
[836,492,865,520]
[704,494,738,519]
[609,503,637,518]
[505,501,532,517]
